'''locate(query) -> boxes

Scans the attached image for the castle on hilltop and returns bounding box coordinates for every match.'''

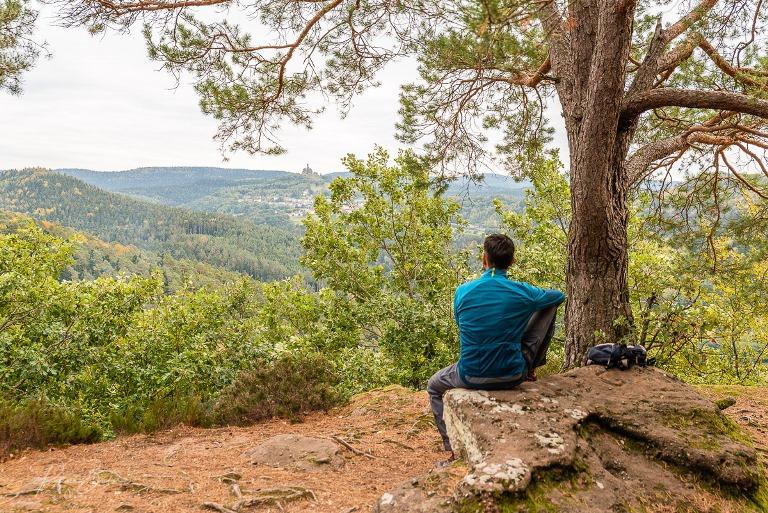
[301,164,319,177]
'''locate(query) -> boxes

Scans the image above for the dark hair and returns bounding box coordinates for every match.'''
[483,234,515,269]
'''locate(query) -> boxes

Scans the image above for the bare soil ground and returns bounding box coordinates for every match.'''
[0,384,764,513]
[0,386,463,513]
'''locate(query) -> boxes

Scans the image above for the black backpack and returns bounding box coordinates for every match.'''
[585,343,653,369]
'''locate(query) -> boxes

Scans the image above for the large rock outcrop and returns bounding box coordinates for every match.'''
[377,366,768,513]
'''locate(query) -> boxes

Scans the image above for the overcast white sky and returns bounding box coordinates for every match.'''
[0,6,568,174]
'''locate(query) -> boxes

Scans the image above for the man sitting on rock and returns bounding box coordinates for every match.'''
[427,233,566,463]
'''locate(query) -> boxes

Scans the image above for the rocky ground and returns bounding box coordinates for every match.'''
[0,374,766,513]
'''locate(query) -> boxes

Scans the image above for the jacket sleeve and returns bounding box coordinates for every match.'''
[522,283,566,311]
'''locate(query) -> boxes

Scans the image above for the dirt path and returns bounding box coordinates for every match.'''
[0,386,459,513]
[0,384,765,513]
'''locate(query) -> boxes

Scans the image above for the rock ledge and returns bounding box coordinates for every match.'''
[377,366,767,513]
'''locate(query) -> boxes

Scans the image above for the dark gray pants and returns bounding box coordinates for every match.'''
[427,306,558,451]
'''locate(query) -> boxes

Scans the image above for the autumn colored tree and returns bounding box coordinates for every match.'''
[53,0,768,365]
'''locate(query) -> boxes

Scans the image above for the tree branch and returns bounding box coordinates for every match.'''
[653,30,768,89]
[719,151,768,199]
[522,56,552,87]
[92,0,229,13]
[663,0,718,42]
[622,88,768,121]
[656,35,698,75]
[627,18,664,96]
[630,0,717,91]
[625,111,737,184]
[625,133,690,185]
[696,37,768,91]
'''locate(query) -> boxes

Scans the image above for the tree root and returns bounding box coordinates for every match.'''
[91,469,184,495]
[2,476,67,497]
[202,486,315,512]
[383,438,415,451]
[202,502,239,513]
[235,486,315,509]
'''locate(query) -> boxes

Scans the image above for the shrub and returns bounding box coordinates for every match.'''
[0,397,102,460]
[212,352,341,424]
[110,392,210,434]
[537,347,565,377]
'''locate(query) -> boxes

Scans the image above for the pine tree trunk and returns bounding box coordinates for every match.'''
[548,0,638,367]
[563,150,633,367]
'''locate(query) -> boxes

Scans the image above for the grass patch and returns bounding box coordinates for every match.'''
[0,397,102,460]
[659,407,754,447]
[536,354,564,378]
[696,385,755,400]
[111,392,211,434]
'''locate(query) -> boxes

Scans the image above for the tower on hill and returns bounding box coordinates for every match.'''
[301,164,318,177]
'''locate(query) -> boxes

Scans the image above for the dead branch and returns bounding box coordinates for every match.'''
[382,438,416,451]
[202,502,239,513]
[233,486,315,509]
[664,0,718,43]
[91,469,184,495]
[719,151,768,199]
[331,435,377,459]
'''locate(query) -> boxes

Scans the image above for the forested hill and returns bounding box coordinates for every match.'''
[58,167,529,229]
[59,167,300,206]
[0,169,302,281]
[0,211,244,290]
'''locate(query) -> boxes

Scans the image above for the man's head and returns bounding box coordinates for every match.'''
[483,234,515,270]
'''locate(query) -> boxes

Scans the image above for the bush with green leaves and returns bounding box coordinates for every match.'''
[301,147,472,388]
[0,397,102,458]
[0,224,326,442]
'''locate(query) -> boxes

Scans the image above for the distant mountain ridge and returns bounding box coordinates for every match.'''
[60,166,529,193]
[58,167,302,207]
[0,169,302,281]
[56,166,530,230]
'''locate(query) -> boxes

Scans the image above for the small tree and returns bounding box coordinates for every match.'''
[301,148,471,386]
[0,0,43,94]
[302,148,469,302]
[53,0,768,364]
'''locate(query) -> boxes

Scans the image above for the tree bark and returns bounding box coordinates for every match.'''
[564,151,633,367]
[554,0,638,367]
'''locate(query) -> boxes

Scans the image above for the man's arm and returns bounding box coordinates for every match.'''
[522,283,566,311]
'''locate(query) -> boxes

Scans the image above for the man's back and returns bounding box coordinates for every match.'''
[428,233,565,458]
[455,268,565,386]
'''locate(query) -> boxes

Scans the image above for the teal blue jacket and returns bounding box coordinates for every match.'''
[454,268,565,387]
